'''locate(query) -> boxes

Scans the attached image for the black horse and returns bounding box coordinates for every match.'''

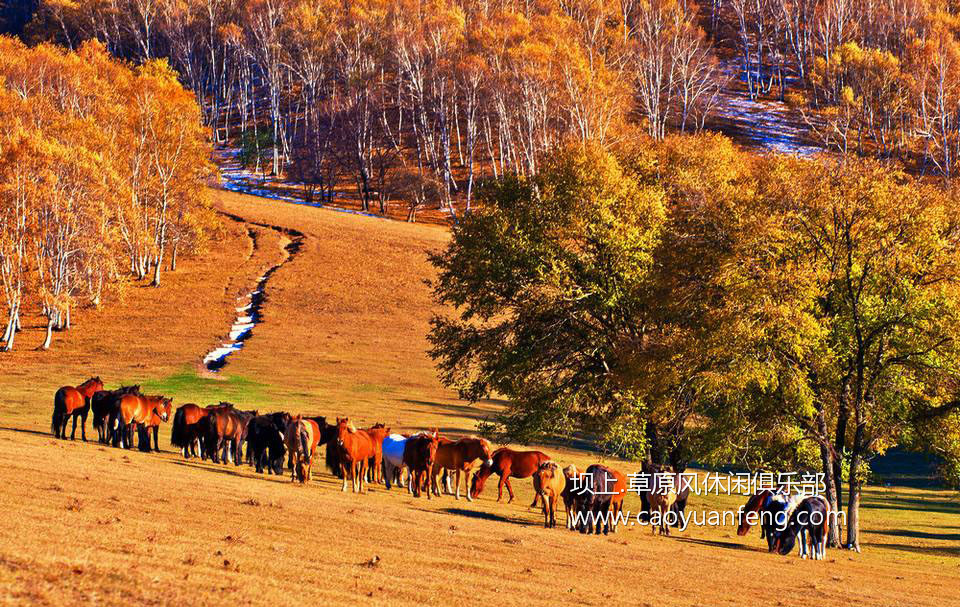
[247,412,292,474]
[91,385,140,444]
[774,496,831,559]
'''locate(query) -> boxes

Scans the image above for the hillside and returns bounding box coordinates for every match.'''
[0,189,958,606]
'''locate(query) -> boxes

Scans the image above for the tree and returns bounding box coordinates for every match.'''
[428,141,665,447]
[719,155,960,550]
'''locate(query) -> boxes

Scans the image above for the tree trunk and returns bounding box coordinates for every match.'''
[152,251,163,287]
[817,411,842,546]
[2,304,16,351]
[42,317,54,350]
[834,404,849,511]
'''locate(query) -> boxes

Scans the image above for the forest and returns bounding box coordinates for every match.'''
[0,38,215,350]
[11,0,960,208]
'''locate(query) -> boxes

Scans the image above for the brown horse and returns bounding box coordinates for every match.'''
[364,423,391,484]
[532,461,567,528]
[470,448,551,505]
[649,471,680,536]
[206,406,256,464]
[170,402,233,458]
[92,385,140,443]
[737,489,775,537]
[116,394,171,449]
[335,418,378,493]
[285,416,320,483]
[432,437,493,500]
[138,410,164,452]
[403,430,439,499]
[52,377,104,440]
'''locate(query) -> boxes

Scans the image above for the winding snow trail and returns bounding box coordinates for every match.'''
[202,219,304,372]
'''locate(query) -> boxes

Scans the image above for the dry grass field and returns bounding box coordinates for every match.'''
[0,189,958,606]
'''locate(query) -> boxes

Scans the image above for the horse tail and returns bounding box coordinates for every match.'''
[170,407,187,447]
[52,388,70,436]
[325,440,340,475]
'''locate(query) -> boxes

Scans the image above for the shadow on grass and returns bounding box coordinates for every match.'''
[0,426,55,438]
[865,528,960,542]
[866,542,960,558]
[435,507,531,526]
[861,495,960,516]
[673,536,761,554]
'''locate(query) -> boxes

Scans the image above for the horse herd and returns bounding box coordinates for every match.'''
[50,377,830,559]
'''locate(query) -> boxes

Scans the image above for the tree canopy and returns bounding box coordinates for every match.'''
[429,134,960,550]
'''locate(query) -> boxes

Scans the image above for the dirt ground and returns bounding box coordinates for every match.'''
[0,189,957,606]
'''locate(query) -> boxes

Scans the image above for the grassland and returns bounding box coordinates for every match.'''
[0,189,957,606]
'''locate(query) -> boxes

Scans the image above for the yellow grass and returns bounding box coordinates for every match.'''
[0,189,957,606]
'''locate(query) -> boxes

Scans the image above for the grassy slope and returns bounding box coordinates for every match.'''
[0,189,956,606]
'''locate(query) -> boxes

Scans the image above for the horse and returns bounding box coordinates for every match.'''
[561,464,579,530]
[381,433,409,489]
[114,394,171,449]
[737,489,775,538]
[51,377,104,440]
[364,423,391,485]
[648,471,680,536]
[335,418,378,493]
[403,430,439,499]
[532,461,567,528]
[432,437,493,500]
[470,448,551,505]
[574,464,627,535]
[205,406,256,464]
[637,462,691,527]
[285,416,320,483]
[91,385,140,443]
[758,490,806,552]
[137,409,166,452]
[776,496,831,560]
[247,412,291,474]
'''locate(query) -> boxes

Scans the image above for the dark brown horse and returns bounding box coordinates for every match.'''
[138,410,165,452]
[115,394,171,448]
[737,489,775,537]
[574,464,628,535]
[170,402,233,458]
[206,406,256,464]
[470,448,551,505]
[52,377,104,440]
[335,418,378,493]
[92,385,140,443]
[403,430,439,499]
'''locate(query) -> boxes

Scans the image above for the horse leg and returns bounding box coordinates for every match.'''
[81,410,88,441]
[455,469,462,500]
[152,427,158,452]
[505,477,516,503]
[497,475,505,502]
